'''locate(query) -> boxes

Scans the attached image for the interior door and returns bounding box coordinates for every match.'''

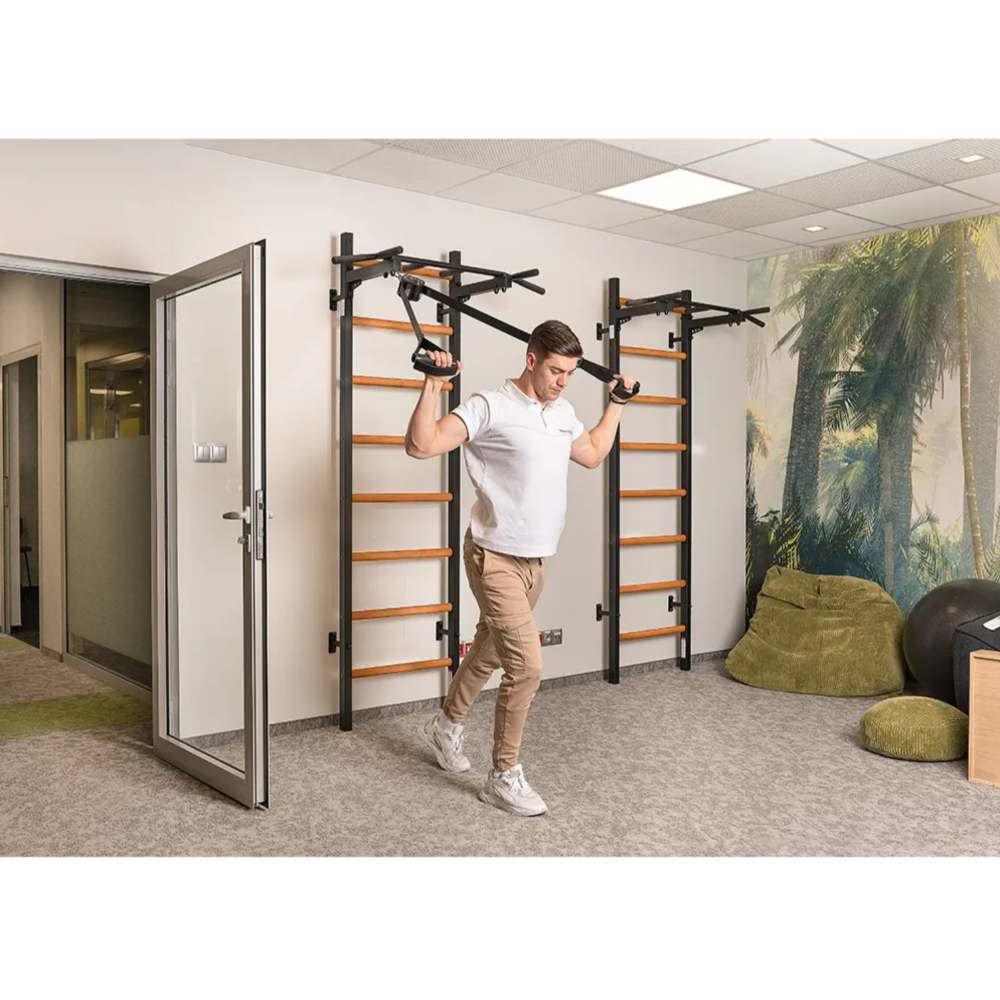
[150,242,268,809]
[2,362,22,629]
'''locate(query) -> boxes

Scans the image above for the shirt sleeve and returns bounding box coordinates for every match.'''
[563,401,586,441]
[452,392,491,442]
[571,417,586,442]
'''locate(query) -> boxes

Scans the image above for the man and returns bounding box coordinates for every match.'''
[405,319,636,817]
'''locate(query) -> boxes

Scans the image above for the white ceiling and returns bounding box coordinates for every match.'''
[184,138,1000,262]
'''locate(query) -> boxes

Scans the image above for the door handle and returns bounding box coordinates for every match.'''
[222,508,251,523]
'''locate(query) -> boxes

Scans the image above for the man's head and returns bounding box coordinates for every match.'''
[524,320,583,402]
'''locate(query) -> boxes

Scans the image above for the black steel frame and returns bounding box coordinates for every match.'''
[596,283,768,683]
[329,235,543,731]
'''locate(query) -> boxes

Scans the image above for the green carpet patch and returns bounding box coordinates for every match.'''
[0,691,150,738]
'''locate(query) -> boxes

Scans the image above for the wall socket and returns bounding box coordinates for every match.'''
[539,629,563,647]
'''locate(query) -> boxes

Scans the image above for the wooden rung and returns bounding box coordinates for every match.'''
[353,493,453,503]
[354,316,453,336]
[353,658,451,678]
[621,489,687,498]
[620,535,686,546]
[621,580,686,594]
[632,395,686,406]
[353,548,452,562]
[353,435,404,446]
[353,602,452,621]
[620,346,687,361]
[354,261,452,280]
[621,442,686,452]
[354,375,453,391]
[621,626,686,641]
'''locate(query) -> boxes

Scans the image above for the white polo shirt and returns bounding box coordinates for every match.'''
[452,379,586,558]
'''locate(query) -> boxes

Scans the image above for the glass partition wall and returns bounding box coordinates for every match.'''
[65,279,152,689]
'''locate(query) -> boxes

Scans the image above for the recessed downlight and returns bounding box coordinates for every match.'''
[958,154,986,163]
[803,225,826,232]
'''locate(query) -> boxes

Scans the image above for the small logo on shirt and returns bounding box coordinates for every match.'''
[558,428,573,434]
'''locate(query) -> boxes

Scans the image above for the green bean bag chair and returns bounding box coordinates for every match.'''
[860,696,968,761]
[726,566,906,697]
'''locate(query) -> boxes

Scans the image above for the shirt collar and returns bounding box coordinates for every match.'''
[504,378,562,411]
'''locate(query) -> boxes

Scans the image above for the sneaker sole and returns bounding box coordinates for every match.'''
[419,723,471,773]
[478,787,547,817]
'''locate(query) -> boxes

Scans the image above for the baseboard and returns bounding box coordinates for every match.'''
[41,646,63,662]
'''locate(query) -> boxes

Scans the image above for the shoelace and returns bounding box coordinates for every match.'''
[443,726,465,755]
[501,768,529,795]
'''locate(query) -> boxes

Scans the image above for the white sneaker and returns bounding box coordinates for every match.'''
[420,714,471,773]
[479,763,548,817]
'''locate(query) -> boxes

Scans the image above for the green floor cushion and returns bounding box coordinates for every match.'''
[860,696,968,761]
[726,566,906,697]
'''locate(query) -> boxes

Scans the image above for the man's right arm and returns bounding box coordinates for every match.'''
[404,351,470,460]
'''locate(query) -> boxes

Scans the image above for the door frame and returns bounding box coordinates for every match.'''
[0,344,40,634]
[0,251,161,701]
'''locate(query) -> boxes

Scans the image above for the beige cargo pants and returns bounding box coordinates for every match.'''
[442,528,547,770]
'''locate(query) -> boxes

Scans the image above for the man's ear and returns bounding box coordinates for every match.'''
[526,350,536,371]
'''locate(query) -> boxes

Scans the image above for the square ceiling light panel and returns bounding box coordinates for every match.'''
[388,138,573,171]
[597,138,765,164]
[878,139,1000,184]
[600,169,750,211]
[500,140,670,192]
[185,139,380,173]
[333,146,487,194]
[691,139,864,189]
[818,138,948,159]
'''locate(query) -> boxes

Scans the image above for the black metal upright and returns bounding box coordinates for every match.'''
[607,277,622,684]
[446,250,463,674]
[338,231,354,729]
[679,292,694,671]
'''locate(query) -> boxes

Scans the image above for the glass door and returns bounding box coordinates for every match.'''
[150,242,268,809]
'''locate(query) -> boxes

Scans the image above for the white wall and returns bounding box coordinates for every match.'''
[0,140,747,724]
[0,272,62,653]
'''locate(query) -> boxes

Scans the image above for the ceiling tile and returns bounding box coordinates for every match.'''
[768,161,932,208]
[185,139,379,172]
[389,138,573,170]
[839,186,993,226]
[878,139,1000,183]
[676,231,798,259]
[691,139,863,188]
[818,139,948,159]
[500,140,670,192]
[907,208,1000,227]
[528,195,662,230]
[439,173,573,213]
[674,190,821,229]
[608,214,731,245]
[809,226,902,246]
[597,139,764,164]
[748,210,896,244]
[950,171,1000,204]
[332,146,486,194]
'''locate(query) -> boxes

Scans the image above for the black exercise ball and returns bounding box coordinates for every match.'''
[903,579,1000,705]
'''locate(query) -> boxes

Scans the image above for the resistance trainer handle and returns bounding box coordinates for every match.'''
[576,356,640,400]
[610,378,641,401]
[412,349,459,379]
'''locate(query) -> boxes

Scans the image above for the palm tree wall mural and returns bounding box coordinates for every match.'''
[746,212,1000,618]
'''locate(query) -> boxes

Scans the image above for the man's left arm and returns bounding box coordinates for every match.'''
[570,374,638,470]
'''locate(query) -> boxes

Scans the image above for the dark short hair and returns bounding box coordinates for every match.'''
[527,320,583,361]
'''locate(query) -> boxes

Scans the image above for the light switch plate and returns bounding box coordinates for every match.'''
[210,443,227,463]
[193,443,211,463]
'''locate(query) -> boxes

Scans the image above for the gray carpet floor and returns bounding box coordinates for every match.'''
[3,655,1000,856]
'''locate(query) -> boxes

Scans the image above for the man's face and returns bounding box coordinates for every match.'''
[527,350,578,401]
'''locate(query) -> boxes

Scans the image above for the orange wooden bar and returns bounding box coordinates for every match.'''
[621,442,686,452]
[620,625,687,641]
[621,580,686,594]
[621,489,687,498]
[620,346,687,361]
[353,435,404,446]
[354,375,453,391]
[353,548,452,562]
[353,658,452,678]
[353,602,452,621]
[354,317,453,336]
[632,395,686,406]
[620,535,686,546]
[353,493,452,503]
